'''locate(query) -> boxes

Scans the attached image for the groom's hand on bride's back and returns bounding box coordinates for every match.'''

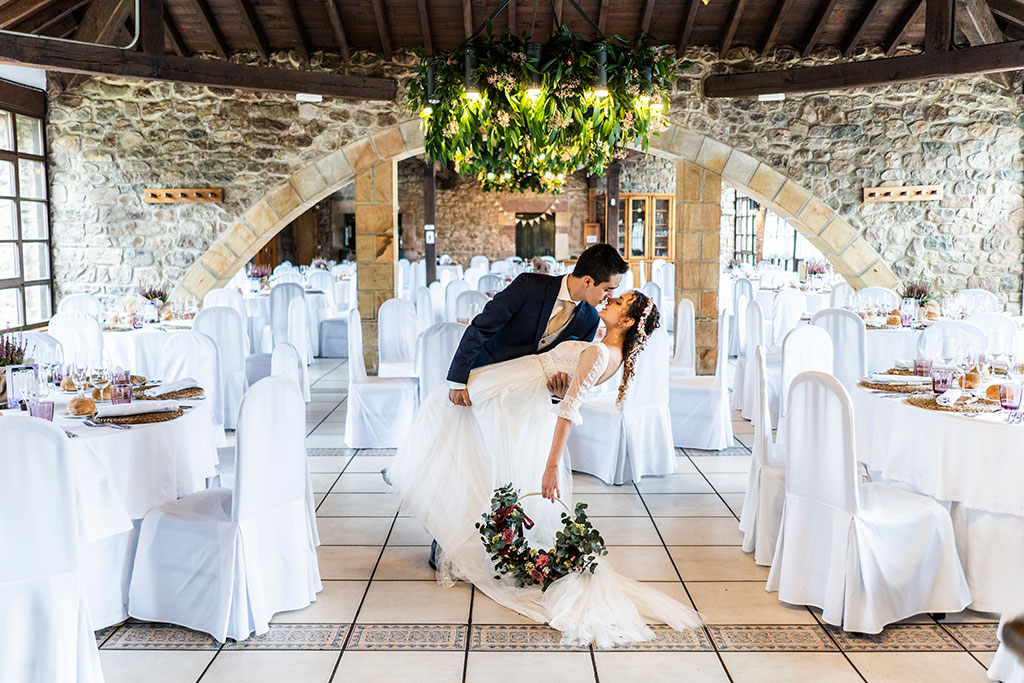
[449,388,472,406]
[547,372,569,399]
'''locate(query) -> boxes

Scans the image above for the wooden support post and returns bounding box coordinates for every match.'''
[606,162,621,249]
[423,160,437,285]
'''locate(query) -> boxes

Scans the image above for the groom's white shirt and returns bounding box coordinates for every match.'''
[448,274,579,390]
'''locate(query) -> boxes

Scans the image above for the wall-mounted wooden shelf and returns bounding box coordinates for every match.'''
[862,185,942,203]
[144,188,223,203]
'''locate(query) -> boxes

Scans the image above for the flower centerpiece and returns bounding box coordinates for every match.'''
[311,258,329,270]
[249,265,271,292]
[901,279,934,304]
[0,326,26,403]
[531,257,551,274]
[476,483,605,590]
[138,285,168,323]
[407,25,687,194]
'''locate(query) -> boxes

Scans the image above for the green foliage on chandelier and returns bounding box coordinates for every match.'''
[406,25,689,194]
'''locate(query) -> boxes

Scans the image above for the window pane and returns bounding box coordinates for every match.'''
[18,159,45,199]
[0,111,13,152]
[24,283,50,324]
[22,241,48,280]
[0,199,14,239]
[0,287,21,326]
[0,242,19,279]
[20,200,46,239]
[15,115,42,156]
[0,160,13,196]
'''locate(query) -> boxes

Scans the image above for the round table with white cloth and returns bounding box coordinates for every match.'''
[103,325,190,377]
[864,326,921,374]
[851,385,1023,612]
[755,289,830,318]
[1,393,219,628]
[244,291,328,357]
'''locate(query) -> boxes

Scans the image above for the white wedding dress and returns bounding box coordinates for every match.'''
[389,340,703,648]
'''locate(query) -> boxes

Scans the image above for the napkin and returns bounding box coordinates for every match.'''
[870,373,930,385]
[144,378,198,397]
[936,389,963,407]
[96,400,179,418]
[894,359,914,370]
[865,319,885,328]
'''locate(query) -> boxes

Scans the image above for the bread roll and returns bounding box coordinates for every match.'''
[886,315,901,326]
[60,376,76,391]
[986,384,1002,401]
[958,370,982,390]
[67,396,96,416]
[91,385,112,401]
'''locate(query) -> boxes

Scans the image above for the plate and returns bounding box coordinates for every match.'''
[60,411,97,420]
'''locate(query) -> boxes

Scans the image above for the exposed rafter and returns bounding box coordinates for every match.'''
[230,0,270,62]
[720,0,748,58]
[885,0,925,56]
[508,0,516,34]
[989,0,1024,30]
[0,0,52,31]
[140,0,165,53]
[802,0,841,57]
[163,7,187,55]
[462,0,472,39]
[188,0,229,58]
[12,0,90,35]
[279,0,310,62]
[597,0,609,34]
[325,0,351,60]
[762,0,796,54]
[370,0,392,61]
[926,0,953,51]
[553,0,563,31]
[640,0,656,35]
[843,0,886,57]
[677,0,700,53]
[63,0,133,89]
[416,0,431,55]
[957,0,1014,88]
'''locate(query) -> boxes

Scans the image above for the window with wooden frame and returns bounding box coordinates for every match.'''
[0,81,49,331]
[614,193,674,263]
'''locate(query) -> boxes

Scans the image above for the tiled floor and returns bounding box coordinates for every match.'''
[96,359,997,682]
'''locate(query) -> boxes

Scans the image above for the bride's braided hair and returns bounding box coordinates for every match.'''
[616,292,661,405]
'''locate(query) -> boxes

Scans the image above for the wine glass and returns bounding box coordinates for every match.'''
[71,353,90,397]
[90,358,112,401]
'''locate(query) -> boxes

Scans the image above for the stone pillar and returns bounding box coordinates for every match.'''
[355,160,398,375]
[675,161,721,376]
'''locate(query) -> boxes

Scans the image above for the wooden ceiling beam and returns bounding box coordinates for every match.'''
[140,0,165,53]
[885,0,925,56]
[802,0,841,57]
[509,0,516,34]
[553,0,563,31]
[843,0,886,57]
[188,0,229,58]
[957,0,1014,88]
[988,0,1024,30]
[416,0,431,55]
[704,37,1024,97]
[370,0,392,61]
[462,0,472,39]
[0,30,397,98]
[598,0,609,35]
[63,0,133,89]
[677,0,700,53]
[0,0,54,31]
[279,0,310,62]
[11,0,90,36]
[230,0,270,62]
[324,0,350,59]
[164,10,185,55]
[762,0,796,54]
[926,0,954,51]
[720,0,748,58]
[640,0,656,35]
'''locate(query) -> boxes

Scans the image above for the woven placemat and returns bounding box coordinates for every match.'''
[135,387,204,400]
[885,368,916,376]
[905,395,1001,414]
[130,375,147,385]
[96,408,185,425]
[858,380,927,393]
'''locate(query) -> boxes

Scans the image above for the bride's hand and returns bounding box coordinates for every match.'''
[541,466,560,502]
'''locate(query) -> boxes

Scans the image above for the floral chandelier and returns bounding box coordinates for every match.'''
[406,3,687,194]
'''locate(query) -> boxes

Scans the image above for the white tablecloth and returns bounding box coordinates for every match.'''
[851,386,1023,611]
[3,394,219,627]
[864,327,921,374]
[244,291,328,357]
[103,326,189,378]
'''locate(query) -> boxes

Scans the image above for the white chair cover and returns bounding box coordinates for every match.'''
[490,260,511,275]
[47,312,103,363]
[463,267,485,290]
[470,255,489,271]
[288,296,312,366]
[965,313,1017,354]
[957,288,999,314]
[269,282,303,350]
[411,260,426,291]
[766,372,970,633]
[730,277,754,357]
[989,615,1024,683]
[438,268,455,292]
[857,286,900,310]
[272,342,309,402]
[161,331,224,437]
[669,310,733,450]
[771,288,806,346]
[428,281,445,323]
[776,325,833,448]
[414,286,434,334]
[455,290,490,322]
[397,259,411,299]
[568,326,675,484]
[670,298,695,378]
[307,270,337,308]
[22,331,63,364]
[415,321,468,405]
[738,346,786,566]
[731,290,751,410]
[193,307,249,430]
[811,308,867,386]
[228,268,249,292]
[917,321,988,361]
[829,281,853,308]
[273,262,294,274]
[641,281,662,306]
[445,280,472,321]
[477,273,506,294]
[272,271,304,286]
[0,417,104,683]
[129,376,321,642]
[345,309,418,447]
[659,263,675,333]
[378,298,417,378]
[741,300,780,424]
[57,293,104,319]
[619,268,635,292]
[204,288,252,352]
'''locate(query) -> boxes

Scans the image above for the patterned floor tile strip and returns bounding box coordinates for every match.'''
[222,624,349,650]
[470,625,588,652]
[684,447,750,458]
[599,625,714,652]
[94,625,119,645]
[307,448,356,457]
[709,625,838,652]
[825,624,962,652]
[101,622,220,650]
[943,623,1000,651]
[354,448,398,456]
[347,624,468,651]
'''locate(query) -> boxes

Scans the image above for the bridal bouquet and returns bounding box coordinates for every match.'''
[477,484,606,590]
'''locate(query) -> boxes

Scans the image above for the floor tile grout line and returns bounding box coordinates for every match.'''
[935,618,996,669]
[461,587,475,683]
[306,395,347,438]
[192,640,228,683]
[807,606,869,682]
[315,451,356,513]
[96,623,122,648]
[685,454,741,522]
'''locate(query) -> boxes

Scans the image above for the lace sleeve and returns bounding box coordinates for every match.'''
[552,344,610,425]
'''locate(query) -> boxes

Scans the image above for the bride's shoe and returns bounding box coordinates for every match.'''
[380,468,392,486]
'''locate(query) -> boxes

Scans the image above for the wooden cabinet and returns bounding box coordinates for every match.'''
[613,193,674,282]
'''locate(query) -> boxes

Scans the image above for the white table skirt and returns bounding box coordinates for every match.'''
[851,386,1024,611]
[864,327,921,374]
[244,292,327,357]
[103,328,183,378]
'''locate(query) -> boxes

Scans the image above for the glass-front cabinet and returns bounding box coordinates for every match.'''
[615,193,674,283]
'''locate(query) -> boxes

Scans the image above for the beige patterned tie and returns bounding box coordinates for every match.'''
[545,300,575,338]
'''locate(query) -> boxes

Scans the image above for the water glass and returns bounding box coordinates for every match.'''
[111,383,133,405]
[913,358,933,377]
[931,368,953,395]
[112,367,130,384]
[28,400,54,421]
[1000,383,1022,411]
[900,298,918,328]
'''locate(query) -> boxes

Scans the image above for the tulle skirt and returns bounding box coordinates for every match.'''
[389,354,702,646]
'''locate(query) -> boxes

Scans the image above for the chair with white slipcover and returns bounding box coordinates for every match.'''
[377,298,417,378]
[775,325,833,448]
[741,301,781,425]
[397,259,411,300]
[455,290,490,323]
[272,342,308,404]
[306,270,337,307]
[988,616,1024,683]
[669,309,734,450]
[738,346,786,567]
[619,268,635,292]
[567,326,675,484]
[345,309,418,448]
[57,293,104,320]
[414,286,435,334]
[470,254,489,272]
[47,312,103,363]
[829,281,853,308]
[965,312,1017,355]
[670,298,695,378]
[641,281,662,307]
[0,417,104,683]
[477,273,506,295]
[766,371,971,633]
[659,263,675,333]
[288,296,313,367]
[811,308,867,386]
[428,281,445,323]
[410,260,426,292]
[267,283,303,351]
[160,331,224,438]
[916,321,988,361]
[463,267,485,290]
[771,287,806,347]
[730,278,754,357]
[445,280,472,321]
[957,288,1000,314]
[490,260,511,275]
[272,271,304,286]
[731,289,751,411]
[273,262,294,275]
[129,376,321,642]
[856,286,900,310]
[415,321,467,405]
[22,331,63,364]
[193,307,249,430]
[204,288,251,352]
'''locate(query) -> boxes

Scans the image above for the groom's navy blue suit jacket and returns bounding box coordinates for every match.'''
[446,273,600,385]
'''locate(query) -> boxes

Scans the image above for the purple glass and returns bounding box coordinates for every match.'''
[901,313,915,328]
[931,368,953,395]
[914,359,933,377]
[111,383,132,405]
[52,363,65,387]
[28,400,54,421]
[112,368,130,384]
[1000,383,1022,411]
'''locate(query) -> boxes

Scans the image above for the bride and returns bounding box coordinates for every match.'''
[388,289,703,647]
